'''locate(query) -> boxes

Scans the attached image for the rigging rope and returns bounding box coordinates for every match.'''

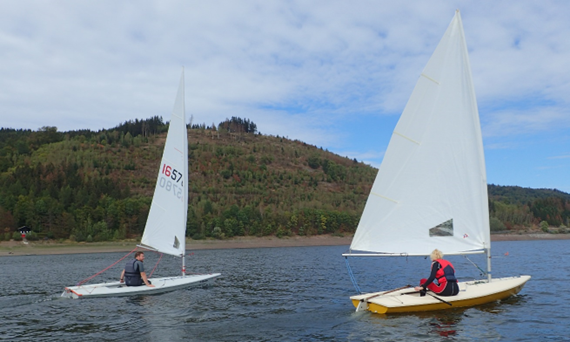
[463,255,487,276]
[345,257,362,294]
[76,246,138,286]
[148,252,163,277]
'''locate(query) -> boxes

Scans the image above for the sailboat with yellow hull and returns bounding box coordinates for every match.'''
[350,276,529,314]
[343,10,530,314]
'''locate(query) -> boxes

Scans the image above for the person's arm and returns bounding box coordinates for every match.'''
[120,269,125,283]
[415,262,439,291]
[140,272,155,287]
[422,262,439,290]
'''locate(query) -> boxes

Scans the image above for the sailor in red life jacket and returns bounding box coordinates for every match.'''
[414,249,459,296]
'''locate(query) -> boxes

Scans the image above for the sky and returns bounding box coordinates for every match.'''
[1,0,569,193]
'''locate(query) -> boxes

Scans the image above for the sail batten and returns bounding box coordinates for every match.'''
[350,11,490,256]
[420,73,440,85]
[393,131,421,145]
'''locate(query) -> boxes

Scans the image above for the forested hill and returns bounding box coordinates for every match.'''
[0,117,569,242]
[488,184,570,204]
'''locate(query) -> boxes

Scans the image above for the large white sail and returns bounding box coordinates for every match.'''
[141,72,188,257]
[350,11,490,256]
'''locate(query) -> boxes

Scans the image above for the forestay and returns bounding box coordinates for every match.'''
[349,12,489,256]
[140,73,189,257]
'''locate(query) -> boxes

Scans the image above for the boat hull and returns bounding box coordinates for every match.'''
[61,273,221,299]
[350,275,530,314]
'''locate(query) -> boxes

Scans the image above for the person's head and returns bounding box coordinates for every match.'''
[430,249,443,261]
[135,251,145,261]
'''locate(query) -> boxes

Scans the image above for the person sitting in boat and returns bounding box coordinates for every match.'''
[120,251,155,287]
[414,249,458,296]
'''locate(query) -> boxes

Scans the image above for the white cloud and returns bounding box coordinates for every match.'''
[548,154,570,160]
[1,0,570,191]
[482,107,570,138]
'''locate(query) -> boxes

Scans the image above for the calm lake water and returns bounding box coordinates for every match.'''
[1,239,568,341]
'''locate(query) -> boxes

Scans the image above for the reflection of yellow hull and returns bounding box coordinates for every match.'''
[350,275,530,314]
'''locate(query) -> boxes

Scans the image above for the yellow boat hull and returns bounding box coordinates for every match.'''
[350,275,530,314]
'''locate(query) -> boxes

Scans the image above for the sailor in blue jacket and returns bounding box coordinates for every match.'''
[120,251,155,287]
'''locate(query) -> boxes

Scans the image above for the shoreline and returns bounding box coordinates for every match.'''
[1,233,569,257]
[0,235,353,257]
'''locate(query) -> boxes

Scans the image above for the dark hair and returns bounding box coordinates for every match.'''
[134,251,145,258]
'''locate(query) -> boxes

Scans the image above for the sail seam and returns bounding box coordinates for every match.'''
[370,192,398,203]
[421,73,440,84]
[393,131,420,145]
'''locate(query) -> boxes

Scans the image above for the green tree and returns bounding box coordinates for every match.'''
[490,217,506,231]
[540,220,549,233]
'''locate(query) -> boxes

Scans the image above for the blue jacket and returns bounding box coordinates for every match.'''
[124,259,143,286]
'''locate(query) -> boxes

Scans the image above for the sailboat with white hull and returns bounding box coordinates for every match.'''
[343,11,530,314]
[62,72,220,299]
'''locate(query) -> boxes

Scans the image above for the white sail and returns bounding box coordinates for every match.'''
[350,11,490,256]
[141,71,188,257]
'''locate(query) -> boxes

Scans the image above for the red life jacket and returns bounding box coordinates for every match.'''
[434,259,457,283]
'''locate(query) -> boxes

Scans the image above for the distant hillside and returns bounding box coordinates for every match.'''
[488,184,570,204]
[0,118,375,241]
[0,118,568,242]
[487,184,570,232]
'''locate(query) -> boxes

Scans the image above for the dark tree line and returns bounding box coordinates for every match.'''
[218,117,257,134]
[190,117,258,135]
[111,116,167,137]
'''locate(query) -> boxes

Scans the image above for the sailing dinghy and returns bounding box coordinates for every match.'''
[62,72,220,299]
[343,10,530,314]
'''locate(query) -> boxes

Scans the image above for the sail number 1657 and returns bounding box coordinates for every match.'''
[159,164,184,200]
[162,164,183,183]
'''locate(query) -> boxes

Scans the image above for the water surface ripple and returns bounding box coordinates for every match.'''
[1,240,568,341]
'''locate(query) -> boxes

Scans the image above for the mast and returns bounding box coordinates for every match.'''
[486,247,492,282]
[181,66,188,278]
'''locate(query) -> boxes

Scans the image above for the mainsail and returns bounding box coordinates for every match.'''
[350,11,490,256]
[141,72,189,257]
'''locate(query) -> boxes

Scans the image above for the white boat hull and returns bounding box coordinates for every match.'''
[61,273,221,299]
[351,275,531,314]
